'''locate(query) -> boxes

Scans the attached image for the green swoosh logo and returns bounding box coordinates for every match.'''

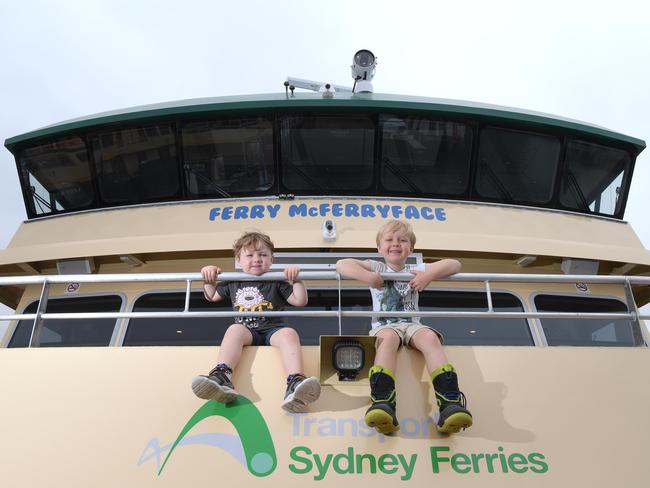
[158,396,277,477]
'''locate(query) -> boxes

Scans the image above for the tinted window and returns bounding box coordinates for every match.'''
[381,116,472,196]
[9,295,122,347]
[534,295,641,346]
[124,292,232,346]
[19,137,94,215]
[420,291,533,345]
[281,116,374,192]
[288,289,372,345]
[476,127,560,204]
[91,124,179,204]
[183,118,274,197]
[559,140,631,216]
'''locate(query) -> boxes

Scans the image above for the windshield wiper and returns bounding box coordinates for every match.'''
[480,160,514,203]
[565,170,591,211]
[185,164,232,198]
[383,157,423,194]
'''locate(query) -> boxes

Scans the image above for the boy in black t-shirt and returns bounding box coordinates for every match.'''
[192,231,320,412]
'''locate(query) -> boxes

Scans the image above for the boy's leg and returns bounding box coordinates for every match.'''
[408,327,472,434]
[408,327,447,373]
[191,323,252,403]
[373,327,401,373]
[365,327,401,434]
[269,327,321,413]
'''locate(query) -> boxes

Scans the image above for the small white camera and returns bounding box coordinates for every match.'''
[322,220,337,241]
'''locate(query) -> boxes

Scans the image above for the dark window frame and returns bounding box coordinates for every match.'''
[532,292,643,347]
[8,293,125,348]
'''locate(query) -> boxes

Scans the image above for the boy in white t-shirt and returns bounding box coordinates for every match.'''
[336,220,472,435]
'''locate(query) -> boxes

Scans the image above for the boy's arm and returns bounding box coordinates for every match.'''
[336,258,384,289]
[201,265,225,302]
[284,266,308,307]
[410,258,461,292]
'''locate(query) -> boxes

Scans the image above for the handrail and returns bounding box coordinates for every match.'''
[0,272,649,347]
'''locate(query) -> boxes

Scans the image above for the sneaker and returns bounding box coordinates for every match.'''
[282,375,321,413]
[364,401,400,434]
[191,368,238,404]
[435,391,473,434]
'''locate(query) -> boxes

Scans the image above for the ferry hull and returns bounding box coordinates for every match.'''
[1,346,648,486]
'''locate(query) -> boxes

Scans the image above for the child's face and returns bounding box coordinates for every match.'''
[377,229,412,269]
[237,244,273,275]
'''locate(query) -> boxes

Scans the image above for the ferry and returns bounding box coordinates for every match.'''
[1,51,649,486]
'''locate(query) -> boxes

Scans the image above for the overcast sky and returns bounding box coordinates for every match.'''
[1,0,649,330]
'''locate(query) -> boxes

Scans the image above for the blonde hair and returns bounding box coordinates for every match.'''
[233,231,275,257]
[376,220,416,247]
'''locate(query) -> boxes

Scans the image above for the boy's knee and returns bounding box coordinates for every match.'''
[376,330,401,350]
[273,327,300,343]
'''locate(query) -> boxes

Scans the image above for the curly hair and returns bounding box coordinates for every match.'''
[232,231,275,257]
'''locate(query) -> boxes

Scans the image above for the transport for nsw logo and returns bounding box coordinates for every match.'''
[139,395,277,477]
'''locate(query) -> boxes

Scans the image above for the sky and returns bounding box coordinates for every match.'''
[1,0,649,333]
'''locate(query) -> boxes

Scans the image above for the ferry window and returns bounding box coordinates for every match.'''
[19,137,95,216]
[182,118,274,197]
[281,116,374,192]
[8,295,122,348]
[287,289,372,345]
[534,295,642,347]
[124,292,232,346]
[380,117,472,196]
[559,141,631,216]
[476,127,560,204]
[91,124,179,204]
[124,290,371,346]
[420,291,533,345]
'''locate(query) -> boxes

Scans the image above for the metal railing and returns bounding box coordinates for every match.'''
[1,272,649,347]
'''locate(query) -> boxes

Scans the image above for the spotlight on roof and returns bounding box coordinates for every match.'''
[351,49,377,93]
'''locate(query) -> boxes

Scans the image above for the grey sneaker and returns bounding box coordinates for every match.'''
[282,375,321,413]
[192,367,238,404]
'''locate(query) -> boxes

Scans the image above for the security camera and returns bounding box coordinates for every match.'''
[351,50,376,93]
[322,220,336,241]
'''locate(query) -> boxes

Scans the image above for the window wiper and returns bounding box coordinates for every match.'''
[283,159,326,191]
[565,170,591,211]
[184,164,232,198]
[480,160,514,203]
[383,157,423,194]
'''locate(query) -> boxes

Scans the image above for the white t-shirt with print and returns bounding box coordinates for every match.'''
[367,260,426,330]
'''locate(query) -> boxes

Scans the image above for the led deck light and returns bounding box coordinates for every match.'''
[332,340,365,381]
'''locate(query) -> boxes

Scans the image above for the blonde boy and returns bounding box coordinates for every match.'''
[192,231,320,412]
[336,220,472,434]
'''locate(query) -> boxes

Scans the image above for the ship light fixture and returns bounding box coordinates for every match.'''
[332,340,365,381]
[351,49,376,93]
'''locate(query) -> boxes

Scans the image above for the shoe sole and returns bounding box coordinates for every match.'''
[191,375,238,403]
[282,376,321,413]
[365,408,400,434]
[437,411,473,434]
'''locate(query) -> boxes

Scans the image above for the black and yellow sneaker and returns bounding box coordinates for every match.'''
[282,374,321,413]
[364,365,400,434]
[191,364,238,404]
[432,364,473,434]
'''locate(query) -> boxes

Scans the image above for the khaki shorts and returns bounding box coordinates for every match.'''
[370,322,444,347]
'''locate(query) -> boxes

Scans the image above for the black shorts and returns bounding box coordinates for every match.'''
[247,326,284,346]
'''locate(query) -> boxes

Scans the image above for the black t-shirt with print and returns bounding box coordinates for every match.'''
[216,281,294,331]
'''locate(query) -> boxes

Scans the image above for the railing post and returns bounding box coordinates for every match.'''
[484,280,493,312]
[623,278,647,346]
[184,280,192,312]
[29,280,50,347]
[336,272,342,336]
